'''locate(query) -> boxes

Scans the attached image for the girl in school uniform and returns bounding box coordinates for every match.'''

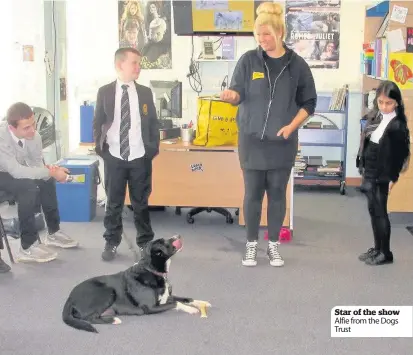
[357,80,410,266]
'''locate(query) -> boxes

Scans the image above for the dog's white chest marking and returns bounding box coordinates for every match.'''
[159,281,170,305]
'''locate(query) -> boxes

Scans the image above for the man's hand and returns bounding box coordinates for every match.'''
[277,125,294,139]
[49,166,69,182]
[47,165,70,174]
[220,89,240,105]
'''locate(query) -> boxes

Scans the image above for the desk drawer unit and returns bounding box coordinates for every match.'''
[149,150,243,208]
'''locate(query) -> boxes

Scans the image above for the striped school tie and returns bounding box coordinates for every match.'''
[120,84,131,160]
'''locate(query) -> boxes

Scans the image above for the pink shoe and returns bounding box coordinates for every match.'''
[264,228,291,243]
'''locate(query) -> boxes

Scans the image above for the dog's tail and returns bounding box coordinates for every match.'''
[62,300,98,333]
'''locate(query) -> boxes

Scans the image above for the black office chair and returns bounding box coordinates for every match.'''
[174,206,238,224]
[0,212,14,264]
[31,106,57,150]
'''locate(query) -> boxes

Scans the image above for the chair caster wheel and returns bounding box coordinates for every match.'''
[340,181,346,195]
[226,216,234,224]
[186,215,194,224]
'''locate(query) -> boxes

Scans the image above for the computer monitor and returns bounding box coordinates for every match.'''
[150,80,182,119]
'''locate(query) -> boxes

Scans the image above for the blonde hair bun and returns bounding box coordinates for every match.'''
[256,2,284,17]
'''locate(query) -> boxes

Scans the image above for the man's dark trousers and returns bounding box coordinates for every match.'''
[0,172,60,249]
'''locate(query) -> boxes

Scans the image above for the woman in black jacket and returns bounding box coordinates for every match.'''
[357,80,410,266]
[220,2,317,267]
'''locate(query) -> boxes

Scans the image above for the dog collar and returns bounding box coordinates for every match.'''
[152,270,166,277]
[145,267,167,278]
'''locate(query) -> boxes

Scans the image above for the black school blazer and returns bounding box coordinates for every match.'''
[357,114,410,183]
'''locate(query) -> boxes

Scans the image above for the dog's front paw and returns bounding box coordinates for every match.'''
[176,302,199,315]
[112,317,122,325]
[190,300,212,309]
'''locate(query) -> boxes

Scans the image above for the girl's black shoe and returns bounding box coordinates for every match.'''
[365,252,393,265]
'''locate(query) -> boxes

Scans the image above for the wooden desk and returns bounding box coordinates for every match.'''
[71,141,293,229]
[125,140,293,229]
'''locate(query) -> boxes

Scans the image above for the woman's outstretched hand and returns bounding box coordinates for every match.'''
[220,89,240,105]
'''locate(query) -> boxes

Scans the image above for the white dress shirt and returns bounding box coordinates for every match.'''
[106,79,145,161]
[370,111,396,144]
[8,128,25,148]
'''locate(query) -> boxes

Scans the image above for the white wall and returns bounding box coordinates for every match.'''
[0,1,14,117]
[0,0,47,117]
[66,0,372,177]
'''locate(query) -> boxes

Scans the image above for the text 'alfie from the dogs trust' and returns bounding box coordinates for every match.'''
[330,306,413,337]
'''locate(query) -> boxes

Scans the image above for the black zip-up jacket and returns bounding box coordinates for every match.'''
[357,113,410,183]
[229,45,317,170]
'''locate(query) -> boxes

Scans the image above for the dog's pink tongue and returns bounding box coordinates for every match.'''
[172,239,182,250]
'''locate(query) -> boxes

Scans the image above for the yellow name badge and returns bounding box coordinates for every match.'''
[252,72,264,80]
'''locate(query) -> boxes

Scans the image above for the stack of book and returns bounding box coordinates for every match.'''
[302,121,322,129]
[317,160,342,177]
[329,85,348,111]
[303,158,342,178]
[294,145,307,178]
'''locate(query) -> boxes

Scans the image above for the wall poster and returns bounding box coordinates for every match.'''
[118,0,172,69]
[285,0,341,69]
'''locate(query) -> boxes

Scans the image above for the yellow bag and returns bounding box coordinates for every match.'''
[193,96,238,147]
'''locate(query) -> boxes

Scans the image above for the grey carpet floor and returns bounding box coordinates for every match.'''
[0,187,412,355]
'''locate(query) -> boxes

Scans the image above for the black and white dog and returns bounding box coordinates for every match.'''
[62,235,210,333]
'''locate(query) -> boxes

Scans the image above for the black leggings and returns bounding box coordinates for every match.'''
[242,168,290,242]
[364,180,391,254]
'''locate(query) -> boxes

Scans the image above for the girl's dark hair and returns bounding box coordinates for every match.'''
[368,80,406,121]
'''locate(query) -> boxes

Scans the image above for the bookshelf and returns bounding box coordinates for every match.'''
[362,0,413,213]
[295,87,349,195]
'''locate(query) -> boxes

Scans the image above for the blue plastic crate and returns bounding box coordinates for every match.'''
[55,158,100,222]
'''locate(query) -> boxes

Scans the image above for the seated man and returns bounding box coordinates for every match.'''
[0,102,78,263]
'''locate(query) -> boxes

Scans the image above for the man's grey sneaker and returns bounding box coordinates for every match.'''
[0,256,11,273]
[17,242,57,263]
[44,230,79,249]
[267,241,284,267]
[242,241,258,267]
[102,242,118,261]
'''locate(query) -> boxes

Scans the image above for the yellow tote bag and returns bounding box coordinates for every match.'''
[192,96,239,147]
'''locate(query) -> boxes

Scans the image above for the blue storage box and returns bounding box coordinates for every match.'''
[80,104,94,143]
[55,158,100,222]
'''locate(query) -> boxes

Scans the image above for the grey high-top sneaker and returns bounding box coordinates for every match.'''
[242,241,258,267]
[267,241,284,267]
[44,230,79,249]
[17,241,57,263]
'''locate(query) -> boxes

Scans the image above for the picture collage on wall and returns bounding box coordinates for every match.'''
[118,0,172,69]
[285,0,341,69]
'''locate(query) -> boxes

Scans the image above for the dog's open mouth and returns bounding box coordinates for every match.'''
[172,237,183,252]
